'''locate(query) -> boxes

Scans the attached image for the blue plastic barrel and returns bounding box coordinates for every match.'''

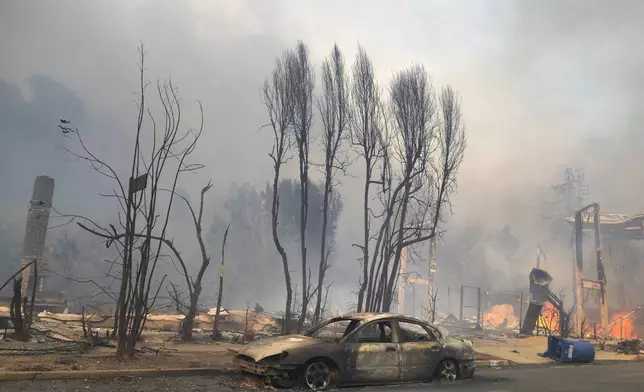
[542,336,595,363]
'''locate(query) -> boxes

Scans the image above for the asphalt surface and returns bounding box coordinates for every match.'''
[0,362,642,392]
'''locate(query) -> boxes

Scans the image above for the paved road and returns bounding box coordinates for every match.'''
[0,362,642,392]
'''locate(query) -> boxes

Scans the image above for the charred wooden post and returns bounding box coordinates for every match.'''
[573,203,608,338]
[592,206,609,337]
[574,209,585,335]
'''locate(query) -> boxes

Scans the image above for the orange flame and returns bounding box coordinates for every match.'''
[483,304,519,329]
[537,302,559,334]
[608,312,637,340]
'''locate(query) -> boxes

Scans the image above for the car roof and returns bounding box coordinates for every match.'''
[324,312,448,338]
[333,312,427,323]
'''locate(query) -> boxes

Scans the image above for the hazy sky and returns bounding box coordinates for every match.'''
[2,0,644,310]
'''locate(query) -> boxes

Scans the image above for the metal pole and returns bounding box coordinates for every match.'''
[519,291,524,333]
[477,287,482,328]
[574,210,585,335]
[593,205,609,338]
[459,286,464,321]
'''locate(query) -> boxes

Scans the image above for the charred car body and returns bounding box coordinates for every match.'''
[233,312,476,390]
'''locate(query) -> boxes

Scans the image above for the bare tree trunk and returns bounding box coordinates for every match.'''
[167,181,217,341]
[63,45,204,358]
[370,66,468,312]
[357,169,371,313]
[262,50,296,334]
[350,45,385,312]
[181,289,200,340]
[287,41,315,333]
[212,223,231,340]
[313,44,349,324]
[10,279,27,341]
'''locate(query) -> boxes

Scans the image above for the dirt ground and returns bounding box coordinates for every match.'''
[0,374,250,392]
[0,332,241,372]
[0,339,504,373]
[473,335,643,364]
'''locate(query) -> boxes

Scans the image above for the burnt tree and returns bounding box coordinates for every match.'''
[62,45,204,358]
[286,41,316,332]
[262,48,296,334]
[313,43,349,324]
[171,181,216,340]
[349,46,387,312]
[368,69,466,312]
[212,222,231,339]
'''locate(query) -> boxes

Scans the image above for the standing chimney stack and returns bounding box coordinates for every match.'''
[19,176,55,298]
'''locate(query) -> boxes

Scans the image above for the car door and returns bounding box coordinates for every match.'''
[343,319,401,383]
[396,319,443,381]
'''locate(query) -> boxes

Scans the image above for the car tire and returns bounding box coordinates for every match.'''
[300,359,335,391]
[435,359,459,382]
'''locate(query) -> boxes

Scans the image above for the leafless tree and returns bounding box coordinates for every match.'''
[166,281,187,314]
[262,49,296,334]
[212,222,231,340]
[368,68,466,312]
[0,259,36,293]
[286,41,316,332]
[61,45,204,358]
[428,287,439,323]
[166,180,217,340]
[349,46,387,312]
[313,44,349,324]
[319,281,334,320]
[2,259,38,333]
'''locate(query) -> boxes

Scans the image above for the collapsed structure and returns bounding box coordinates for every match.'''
[564,207,644,338]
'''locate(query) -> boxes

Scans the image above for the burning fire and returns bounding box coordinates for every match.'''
[537,302,559,333]
[608,312,637,340]
[483,304,519,329]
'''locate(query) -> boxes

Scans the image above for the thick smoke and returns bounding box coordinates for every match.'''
[2,1,644,316]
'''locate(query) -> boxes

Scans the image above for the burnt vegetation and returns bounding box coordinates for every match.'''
[261,42,466,325]
[3,40,468,353]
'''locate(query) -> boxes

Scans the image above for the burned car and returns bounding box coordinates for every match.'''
[233,312,476,390]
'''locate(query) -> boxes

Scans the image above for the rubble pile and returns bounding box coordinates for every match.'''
[614,339,644,355]
[2,307,282,343]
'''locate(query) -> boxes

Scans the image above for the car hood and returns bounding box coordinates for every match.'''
[237,335,322,362]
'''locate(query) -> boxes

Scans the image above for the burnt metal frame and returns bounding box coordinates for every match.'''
[459,285,482,327]
[573,203,609,338]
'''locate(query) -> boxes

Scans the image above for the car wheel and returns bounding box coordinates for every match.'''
[436,359,459,382]
[302,360,333,391]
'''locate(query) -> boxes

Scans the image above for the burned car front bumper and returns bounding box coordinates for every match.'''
[233,355,271,375]
[233,355,299,379]
[459,359,476,379]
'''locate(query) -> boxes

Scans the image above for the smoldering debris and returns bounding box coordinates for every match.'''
[0,305,283,344]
